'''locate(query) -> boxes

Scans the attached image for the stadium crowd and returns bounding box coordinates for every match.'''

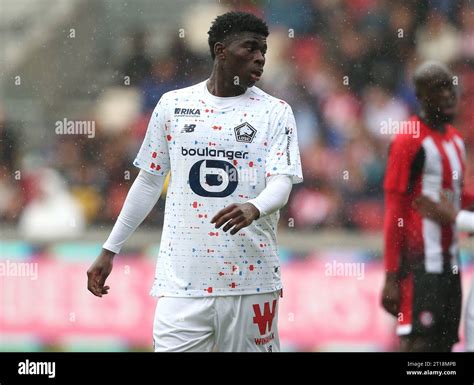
[2,0,474,233]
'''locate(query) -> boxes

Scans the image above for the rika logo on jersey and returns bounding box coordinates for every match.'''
[234,122,257,143]
[174,108,200,117]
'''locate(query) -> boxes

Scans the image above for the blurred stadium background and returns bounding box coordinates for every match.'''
[1,0,474,352]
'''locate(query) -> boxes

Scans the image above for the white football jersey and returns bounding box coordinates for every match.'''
[134,80,303,297]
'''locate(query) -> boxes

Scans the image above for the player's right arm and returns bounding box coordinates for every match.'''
[382,191,409,316]
[87,170,167,297]
[381,135,423,316]
[87,97,171,297]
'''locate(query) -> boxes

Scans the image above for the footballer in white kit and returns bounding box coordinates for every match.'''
[87,11,303,352]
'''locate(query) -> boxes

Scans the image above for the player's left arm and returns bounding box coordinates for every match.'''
[453,131,474,210]
[211,102,303,235]
[211,175,293,234]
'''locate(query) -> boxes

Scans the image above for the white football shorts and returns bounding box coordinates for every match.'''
[152,290,281,352]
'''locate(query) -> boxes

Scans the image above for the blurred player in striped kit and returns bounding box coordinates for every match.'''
[382,61,474,352]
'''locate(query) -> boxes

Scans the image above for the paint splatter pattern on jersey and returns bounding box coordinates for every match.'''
[134,80,303,297]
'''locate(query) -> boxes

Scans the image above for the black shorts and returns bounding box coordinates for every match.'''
[398,266,462,346]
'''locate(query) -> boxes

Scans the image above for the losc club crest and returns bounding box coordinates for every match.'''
[234,122,257,143]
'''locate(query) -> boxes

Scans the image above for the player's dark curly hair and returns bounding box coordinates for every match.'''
[208,11,269,60]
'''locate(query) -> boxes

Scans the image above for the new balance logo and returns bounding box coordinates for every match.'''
[174,108,200,117]
[252,300,277,335]
[181,124,196,133]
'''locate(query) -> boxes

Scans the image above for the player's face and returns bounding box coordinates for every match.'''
[223,33,266,88]
[421,78,458,123]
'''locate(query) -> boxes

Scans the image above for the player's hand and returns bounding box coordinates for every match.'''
[211,203,260,235]
[381,273,400,317]
[413,193,457,225]
[87,249,115,297]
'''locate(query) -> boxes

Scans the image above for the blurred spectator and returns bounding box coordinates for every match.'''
[288,182,342,228]
[362,85,409,142]
[140,58,180,112]
[416,10,461,63]
[5,0,474,233]
[18,168,85,241]
[122,31,153,86]
[0,105,18,171]
[459,2,474,60]
[320,70,361,148]
[264,0,318,35]
[0,172,23,222]
[0,106,23,222]
[395,54,419,112]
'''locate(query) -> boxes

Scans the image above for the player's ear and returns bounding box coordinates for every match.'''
[214,42,226,61]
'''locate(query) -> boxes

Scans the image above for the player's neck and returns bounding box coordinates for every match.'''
[207,69,247,97]
[419,112,446,133]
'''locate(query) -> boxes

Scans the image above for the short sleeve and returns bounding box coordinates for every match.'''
[133,97,171,176]
[265,104,303,184]
[383,135,422,194]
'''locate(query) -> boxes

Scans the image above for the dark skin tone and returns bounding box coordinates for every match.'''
[413,193,457,225]
[88,32,268,297]
[415,62,457,132]
[209,32,267,234]
[381,61,459,352]
[207,32,267,97]
[87,249,112,297]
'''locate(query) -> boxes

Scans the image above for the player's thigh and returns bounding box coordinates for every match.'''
[217,290,281,352]
[402,269,460,352]
[465,281,474,352]
[399,335,438,352]
[153,296,215,352]
[440,271,462,350]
